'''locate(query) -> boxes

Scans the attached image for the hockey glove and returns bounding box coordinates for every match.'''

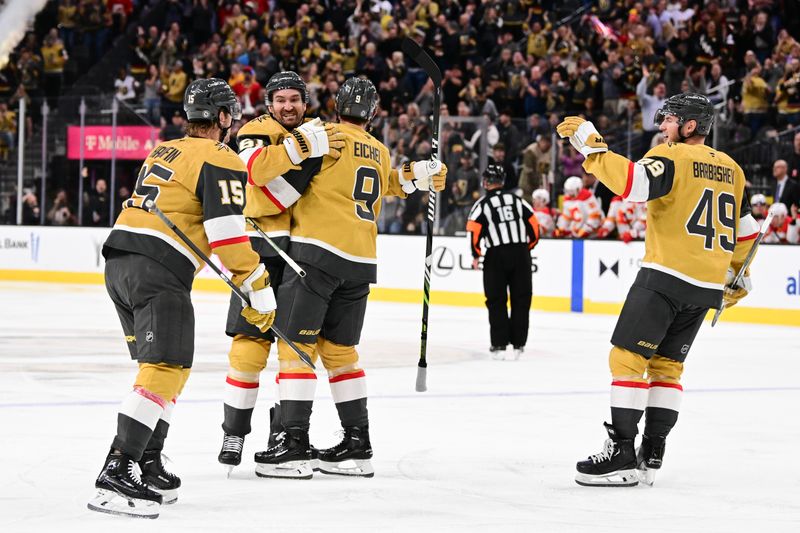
[283,118,346,165]
[722,266,752,309]
[556,117,608,157]
[398,160,448,194]
[240,264,276,332]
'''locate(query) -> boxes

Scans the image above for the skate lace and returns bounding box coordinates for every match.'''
[127,460,146,487]
[222,435,244,453]
[588,439,616,464]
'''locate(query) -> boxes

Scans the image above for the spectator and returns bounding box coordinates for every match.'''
[786,132,800,181]
[161,60,187,119]
[750,193,768,222]
[0,102,16,153]
[114,67,137,102]
[772,159,800,210]
[637,64,667,148]
[21,191,41,225]
[41,29,67,108]
[47,189,76,226]
[85,178,110,226]
[742,62,771,137]
[520,135,554,197]
[143,64,162,124]
[232,66,263,117]
[161,110,185,141]
[496,109,521,163]
[488,143,517,191]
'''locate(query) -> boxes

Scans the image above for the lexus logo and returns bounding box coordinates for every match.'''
[599,259,619,277]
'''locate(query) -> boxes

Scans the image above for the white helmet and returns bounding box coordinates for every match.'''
[532,188,550,205]
[750,193,766,206]
[769,202,788,217]
[563,176,583,196]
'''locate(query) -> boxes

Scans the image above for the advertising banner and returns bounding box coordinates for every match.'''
[67,126,160,160]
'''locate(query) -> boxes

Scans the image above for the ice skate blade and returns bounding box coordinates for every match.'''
[152,487,178,505]
[318,458,375,477]
[255,460,313,479]
[575,469,638,487]
[636,466,657,486]
[224,465,234,478]
[87,489,160,519]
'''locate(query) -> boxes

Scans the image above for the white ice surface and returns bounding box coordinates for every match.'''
[1,281,799,532]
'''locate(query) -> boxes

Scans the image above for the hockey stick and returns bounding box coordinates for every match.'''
[711,210,774,327]
[402,37,442,392]
[245,217,306,277]
[144,200,315,369]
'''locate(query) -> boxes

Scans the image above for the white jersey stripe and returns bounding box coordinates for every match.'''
[119,389,164,431]
[266,176,302,208]
[114,224,200,269]
[648,384,683,411]
[204,215,246,244]
[626,162,651,202]
[640,261,725,290]
[290,236,377,264]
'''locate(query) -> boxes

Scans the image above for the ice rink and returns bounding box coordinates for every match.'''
[1,281,798,532]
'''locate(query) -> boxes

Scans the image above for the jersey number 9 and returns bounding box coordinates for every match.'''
[353,166,380,222]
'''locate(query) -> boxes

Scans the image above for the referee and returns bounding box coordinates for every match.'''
[467,165,540,360]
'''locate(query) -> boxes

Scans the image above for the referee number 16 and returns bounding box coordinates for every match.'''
[497,205,515,222]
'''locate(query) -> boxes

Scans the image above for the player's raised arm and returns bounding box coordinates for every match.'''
[556,116,676,203]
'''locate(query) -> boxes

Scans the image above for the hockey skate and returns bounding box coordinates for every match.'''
[254,428,313,479]
[218,434,244,477]
[490,346,508,360]
[512,346,524,360]
[636,435,666,486]
[575,423,638,487]
[318,425,374,478]
[87,451,162,519]
[139,450,180,504]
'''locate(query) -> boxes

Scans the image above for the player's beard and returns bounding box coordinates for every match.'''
[278,111,302,129]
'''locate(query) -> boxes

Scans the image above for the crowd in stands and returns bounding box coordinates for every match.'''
[1,0,799,243]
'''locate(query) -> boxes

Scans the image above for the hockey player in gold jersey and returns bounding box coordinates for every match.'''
[558,93,761,487]
[253,77,447,479]
[88,79,277,518]
[217,72,345,471]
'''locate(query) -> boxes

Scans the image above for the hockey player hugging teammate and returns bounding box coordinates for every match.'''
[217,71,344,473]
[252,77,447,479]
[558,93,760,487]
[89,79,277,518]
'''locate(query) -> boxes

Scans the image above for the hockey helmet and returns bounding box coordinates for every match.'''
[336,77,379,122]
[532,188,550,205]
[482,164,506,186]
[750,193,767,206]
[265,71,309,105]
[184,78,241,122]
[654,93,714,136]
[564,176,583,196]
[769,202,788,217]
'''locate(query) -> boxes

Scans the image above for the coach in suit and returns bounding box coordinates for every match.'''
[772,159,800,209]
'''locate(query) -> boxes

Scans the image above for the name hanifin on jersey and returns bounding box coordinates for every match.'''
[692,161,734,184]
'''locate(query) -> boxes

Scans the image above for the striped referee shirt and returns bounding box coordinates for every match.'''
[466,189,540,257]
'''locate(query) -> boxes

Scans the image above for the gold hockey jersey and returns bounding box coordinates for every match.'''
[236,115,320,257]
[103,137,260,289]
[582,141,760,308]
[288,121,406,282]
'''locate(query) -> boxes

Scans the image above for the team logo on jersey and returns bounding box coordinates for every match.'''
[680,344,690,355]
[145,331,154,342]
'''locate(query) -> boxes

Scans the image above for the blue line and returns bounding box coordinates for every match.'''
[2,386,798,409]
[571,239,584,312]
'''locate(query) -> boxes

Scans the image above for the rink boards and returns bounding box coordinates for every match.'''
[0,226,798,326]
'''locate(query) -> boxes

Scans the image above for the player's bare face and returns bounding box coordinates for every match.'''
[270,89,306,129]
[658,114,680,142]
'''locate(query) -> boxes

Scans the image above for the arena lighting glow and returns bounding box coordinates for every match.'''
[0,0,49,69]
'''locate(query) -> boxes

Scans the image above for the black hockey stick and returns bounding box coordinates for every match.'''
[144,199,315,369]
[245,217,306,277]
[402,37,442,392]
[711,210,774,327]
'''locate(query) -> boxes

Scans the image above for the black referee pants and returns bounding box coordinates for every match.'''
[482,244,532,349]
